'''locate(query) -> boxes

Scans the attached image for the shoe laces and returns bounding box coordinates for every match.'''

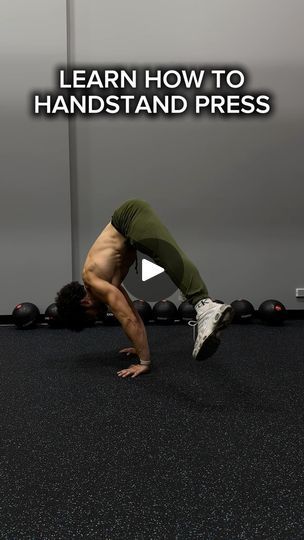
[188,320,197,342]
[188,301,217,342]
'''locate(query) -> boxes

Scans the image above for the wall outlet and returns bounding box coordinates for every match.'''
[296,288,304,298]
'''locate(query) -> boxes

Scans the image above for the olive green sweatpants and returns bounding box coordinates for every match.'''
[111,199,209,305]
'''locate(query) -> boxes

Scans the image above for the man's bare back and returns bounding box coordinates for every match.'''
[82,223,136,288]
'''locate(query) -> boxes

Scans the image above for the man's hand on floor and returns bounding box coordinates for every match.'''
[117,363,151,378]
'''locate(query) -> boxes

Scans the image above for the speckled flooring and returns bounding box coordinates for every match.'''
[1,321,304,539]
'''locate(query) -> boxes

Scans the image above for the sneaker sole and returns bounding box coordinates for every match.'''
[194,306,233,361]
[195,333,221,361]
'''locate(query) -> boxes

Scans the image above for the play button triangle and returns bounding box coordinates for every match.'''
[142,259,165,282]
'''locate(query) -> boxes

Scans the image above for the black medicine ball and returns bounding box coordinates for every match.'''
[45,303,63,328]
[153,300,177,324]
[12,302,40,329]
[231,299,255,323]
[258,299,286,325]
[103,309,119,325]
[178,301,196,322]
[133,300,152,324]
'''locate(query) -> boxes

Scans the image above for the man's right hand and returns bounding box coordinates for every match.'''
[117,363,151,378]
[119,347,137,357]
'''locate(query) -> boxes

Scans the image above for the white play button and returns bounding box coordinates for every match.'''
[142,259,165,282]
[123,238,184,302]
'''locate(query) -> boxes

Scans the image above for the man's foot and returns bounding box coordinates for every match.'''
[192,299,233,361]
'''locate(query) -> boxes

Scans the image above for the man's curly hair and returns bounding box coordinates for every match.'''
[55,281,90,331]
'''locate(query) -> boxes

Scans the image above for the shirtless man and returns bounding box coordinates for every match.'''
[56,200,233,378]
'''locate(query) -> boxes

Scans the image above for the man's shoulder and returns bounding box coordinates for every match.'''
[82,268,109,288]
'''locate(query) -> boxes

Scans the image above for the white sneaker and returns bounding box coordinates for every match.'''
[192,299,233,361]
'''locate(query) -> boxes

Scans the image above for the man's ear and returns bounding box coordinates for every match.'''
[80,297,91,307]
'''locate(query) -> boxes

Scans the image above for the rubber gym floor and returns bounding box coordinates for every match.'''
[1,320,304,540]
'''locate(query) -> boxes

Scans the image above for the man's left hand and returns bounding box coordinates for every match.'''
[117,363,151,378]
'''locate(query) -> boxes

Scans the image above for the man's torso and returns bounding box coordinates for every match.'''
[82,223,136,288]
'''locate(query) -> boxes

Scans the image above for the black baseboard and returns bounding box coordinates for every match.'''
[287,310,304,320]
[1,310,304,326]
[0,315,46,325]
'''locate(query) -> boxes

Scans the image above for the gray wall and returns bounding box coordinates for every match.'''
[0,0,72,314]
[1,1,303,313]
[69,0,304,308]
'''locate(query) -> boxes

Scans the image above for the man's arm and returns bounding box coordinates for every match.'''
[87,276,150,366]
[118,285,148,332]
